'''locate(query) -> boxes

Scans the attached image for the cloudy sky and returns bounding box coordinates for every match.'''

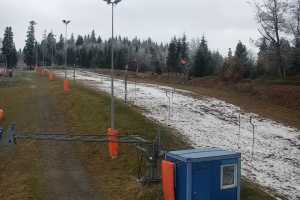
[0,0,260,55]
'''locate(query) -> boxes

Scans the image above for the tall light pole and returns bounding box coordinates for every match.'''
[62,19,71,79]
[51,34,57,66]
[103,0,122,129]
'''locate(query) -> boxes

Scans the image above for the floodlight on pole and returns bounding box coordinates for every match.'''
[62,19,71,79]
[102,0,122,130]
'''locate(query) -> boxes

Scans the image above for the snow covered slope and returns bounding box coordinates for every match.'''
[56,70,300,200]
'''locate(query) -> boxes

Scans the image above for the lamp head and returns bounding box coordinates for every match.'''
[103,0,111,4]
[62,20,71,25]
[103,0,122,4]
[114,0,122,4]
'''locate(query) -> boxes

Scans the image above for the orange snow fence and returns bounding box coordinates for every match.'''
[0,108,5,122]
[107,128,119,159]
[162,160,176,200]
[63,80,70,92]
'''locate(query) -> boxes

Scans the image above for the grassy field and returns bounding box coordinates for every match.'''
[0,71,277,200]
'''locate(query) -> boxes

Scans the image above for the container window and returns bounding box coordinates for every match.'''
[221,164,237,190]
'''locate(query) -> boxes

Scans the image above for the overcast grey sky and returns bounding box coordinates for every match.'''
[0,0,260,55]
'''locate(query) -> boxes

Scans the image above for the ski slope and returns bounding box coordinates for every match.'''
[56,70,300,200]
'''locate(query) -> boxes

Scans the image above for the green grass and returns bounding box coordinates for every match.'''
[0,71,277,200]
[0,72,44,200]
[60,76,276,200]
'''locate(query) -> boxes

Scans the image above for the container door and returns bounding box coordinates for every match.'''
[192,164,210,200]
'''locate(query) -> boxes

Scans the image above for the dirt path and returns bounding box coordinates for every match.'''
[34,77,102,200]
[0,73,103,200]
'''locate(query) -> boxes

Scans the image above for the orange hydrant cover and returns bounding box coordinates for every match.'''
[162,160,176,200]
[0,108,5,122]
[107,128,119,159]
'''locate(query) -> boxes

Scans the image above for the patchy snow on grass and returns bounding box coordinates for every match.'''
[56,70,300,200]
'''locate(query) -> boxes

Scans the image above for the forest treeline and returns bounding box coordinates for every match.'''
[1,0,300,81]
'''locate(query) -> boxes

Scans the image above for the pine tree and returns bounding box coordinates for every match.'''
[97,36,102,44]
[23,21,36,67]
[180,34,189,60]
[69,34,75,46]
[41,30,48,66]
[234,41,251,78]
[76,35,84,46]
[55,34,65,65]
[47,32,56,66]
[167,38,178,74]
[2,27,17,68]
[235,41,248,66]
[90,30,96,43]
[176,38,182,59]
[193,36,211,77]
[210,51,224,74]
[30,29,168,70]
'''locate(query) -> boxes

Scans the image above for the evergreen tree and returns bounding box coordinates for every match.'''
[90,30,96,43]
[28,29,167,70]
[2,27,17,68]
[167,38,178,73]
[210,51,224,74]
[181,34,189,60]
[234,41,252,78]
[97,36,102,44]
[69,34,75,46]
[175,38,182,73]
[193,36,211,77]
[235,41,248,66]
[47,32,56,65]
[41,30,48,66]
[55,34,65,65]
[76,35,84,46]
[23,21,36,67]
[67,47,76,66]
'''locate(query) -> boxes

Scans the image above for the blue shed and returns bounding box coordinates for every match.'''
[165,148,241,200]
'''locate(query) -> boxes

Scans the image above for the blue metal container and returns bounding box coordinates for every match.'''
[166,148,241,200]
[0,127,3,141]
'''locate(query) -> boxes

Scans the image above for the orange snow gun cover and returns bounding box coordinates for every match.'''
[162,160,175,200]
[107,128,119,159]
[64,80,70,92]
[49,72,55,81]
[0,108,4,122]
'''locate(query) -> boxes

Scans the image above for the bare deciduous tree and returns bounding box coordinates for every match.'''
[288,0,300,47]
[254,0,288,79]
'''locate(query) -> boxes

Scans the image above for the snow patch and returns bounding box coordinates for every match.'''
[56,70,300,200]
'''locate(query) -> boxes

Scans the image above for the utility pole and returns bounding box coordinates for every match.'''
[62,19,71,79]
[51,34,56,66]
[42,30,47,67]
[102,0,123,129]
